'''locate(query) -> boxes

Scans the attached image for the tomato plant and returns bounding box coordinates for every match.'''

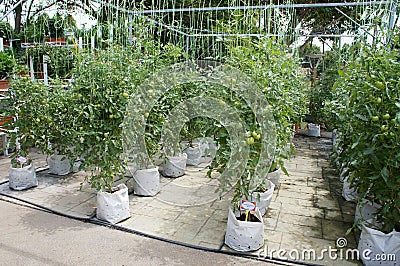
[330,39,400,232]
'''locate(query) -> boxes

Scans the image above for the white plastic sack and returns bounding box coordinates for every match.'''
[162,154,187,178]
[96,183,130,224]
[250,180,275,216]
[307,123,320,137]
[225,207,264,251]
[342,176,358,201]
[48,154,71,175]
[133,167,160,196]
[265,168,281,187]
[9,163,38,190]
[358,223,400,266]
[355,201,381,229]
[183,145,202,166]
[339,167,349,183]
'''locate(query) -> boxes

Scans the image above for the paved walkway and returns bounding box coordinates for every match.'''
[0,199,270,266]
[0,135,360,265]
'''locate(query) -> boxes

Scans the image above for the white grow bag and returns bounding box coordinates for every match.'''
[96,183,130,224]
[225,207,264,251]
[133,167,160,196]
[265,168,281,187]
[48,154,71,175]
[355,201,381,230]
[183,145,202,166]
[250,180,275,216]
[358,223,400,266]
[307,123,320,137]
[342,176,358,202]
[9,163,38,190]
[162,154,187,178]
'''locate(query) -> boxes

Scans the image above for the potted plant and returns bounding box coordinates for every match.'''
[6,77,48,190]
[71,47,138,223]
[42,81,75,175]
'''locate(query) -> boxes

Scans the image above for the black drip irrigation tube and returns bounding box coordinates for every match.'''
[0,180,320,266]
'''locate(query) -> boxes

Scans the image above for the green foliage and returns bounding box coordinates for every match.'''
[0,51,16,79]
[7,77,48,164]
[0,22,13,40]
[331,42,400,233]
[27,44,75,79]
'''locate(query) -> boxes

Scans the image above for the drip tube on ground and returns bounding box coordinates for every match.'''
[0,183,320,266]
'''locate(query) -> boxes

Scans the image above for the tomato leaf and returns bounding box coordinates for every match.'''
[355,114,368,121]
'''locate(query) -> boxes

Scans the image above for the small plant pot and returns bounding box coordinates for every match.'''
[162,153,187,178]
[225,207,264,251]
[249,179,275,216]
[265,167,281,187]
[47,154,71,176]
[133,167,160,196]
[358,224,400,266]
[307,123,320,137]
[183,144,202,166]
[96,183,130,224]
[9,163,38,190]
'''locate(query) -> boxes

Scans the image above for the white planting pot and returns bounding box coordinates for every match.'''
[183,144,202,166]
[9,163,38,190]
[342,176,358,202]
[358,224,400,266]
[133,167,160,196]
[96,183,130,224]
[250,179,275,216]
[225,207,264,251]
[355,201,381,230]
[48,154,71,175]
[265,168,281,187]
[162,154,187,178]
[307,123,320,137]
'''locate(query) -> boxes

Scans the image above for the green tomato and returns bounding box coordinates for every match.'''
[376,97,382,104]
[251,131,258,138]
[247,137,255,145]
[77,93,82,98]
[375,81,385,90]
[382,114,390,120]
[109,114,114,119]
[122,92,129,98]
[372,116,379,122]
[381,125,388,132]
[79,127,84,131]
[391,118,397,124]
[35,118,40,123]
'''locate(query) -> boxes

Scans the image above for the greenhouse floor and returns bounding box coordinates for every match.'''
[0,135,360,265]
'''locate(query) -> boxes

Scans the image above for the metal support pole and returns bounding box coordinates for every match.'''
[43,55,48,85]
[386,3,397,45]
[29,56,34,80]
[128,14,133,45]
[91,36,95,52]
[0,38,3,52]
[78,37,83,50]
[186,35,190,57]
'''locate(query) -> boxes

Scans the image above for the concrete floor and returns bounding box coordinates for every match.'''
[0,135,360,265]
